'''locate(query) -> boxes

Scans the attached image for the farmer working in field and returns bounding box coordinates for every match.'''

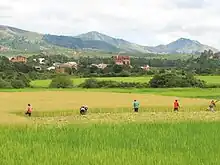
[207,100,218,112]
[133,100,140,112]
[174,100,180,112]
[25,104,32,117]
[80,105,88,115]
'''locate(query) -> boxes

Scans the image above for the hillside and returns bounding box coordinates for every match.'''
[0,25,219,55]
[148,38,219,54]
[75,31,150,53]
[0,25,47,52]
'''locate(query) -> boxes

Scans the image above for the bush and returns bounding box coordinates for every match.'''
[11,80,26,89]
[149,72,206,88]
[79,78,99,88]
[16,73,30,87]
[0,79,12,89]
[79,78,149,88]
[49,75,73,88]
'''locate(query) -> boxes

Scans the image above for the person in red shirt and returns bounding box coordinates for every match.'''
[174,100,180,112]
[25,104,32,117]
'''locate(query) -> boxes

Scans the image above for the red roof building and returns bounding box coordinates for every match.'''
[10,56,27,63]
[112,55,130,65]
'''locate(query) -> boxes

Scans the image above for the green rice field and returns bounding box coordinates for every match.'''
[1,122,220,165]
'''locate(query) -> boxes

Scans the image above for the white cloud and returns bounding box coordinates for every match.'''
[0,0,220,49]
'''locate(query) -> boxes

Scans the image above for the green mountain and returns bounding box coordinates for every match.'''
[0,25,47,52]
[75,31,150,53]
[147,38,219,54]
[0,25,219,55]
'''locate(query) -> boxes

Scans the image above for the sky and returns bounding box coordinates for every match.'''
[0,0,220,49]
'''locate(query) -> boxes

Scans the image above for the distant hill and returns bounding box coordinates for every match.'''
[147,38,219,54]
[75,31,150,53]
[0,25,219,55]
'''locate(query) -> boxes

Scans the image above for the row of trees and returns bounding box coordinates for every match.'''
[49,71,206,89]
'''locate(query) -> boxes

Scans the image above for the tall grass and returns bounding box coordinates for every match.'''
[0,122,220,165]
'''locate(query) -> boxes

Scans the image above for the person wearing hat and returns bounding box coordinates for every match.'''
[80,105,88,115]
[133,100,140,112]
[25,104,32,117]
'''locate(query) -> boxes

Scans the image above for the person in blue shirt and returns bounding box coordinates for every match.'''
[133,100,140,112]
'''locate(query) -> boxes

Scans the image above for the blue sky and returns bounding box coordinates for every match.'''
[0,0,220,49]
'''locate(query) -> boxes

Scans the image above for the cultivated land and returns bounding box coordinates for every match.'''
[30,75,220,88]
[1,88,220,164]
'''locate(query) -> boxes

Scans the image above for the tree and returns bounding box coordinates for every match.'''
[11,80,26,89]
[149,72,205,88]
[80,78,99,88]
[0,79,12,88]
[49,75,73,88]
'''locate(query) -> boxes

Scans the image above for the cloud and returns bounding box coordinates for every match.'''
[0,0,220,49]
[172,0,207,9]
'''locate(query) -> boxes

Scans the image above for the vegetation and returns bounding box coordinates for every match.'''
[0,49,220,89]
[2,26,220,165]
[49,75,73,88]
[149,72,205,88]
[30,76,220,89]
[1,122,220,165]
[0,86,220,164]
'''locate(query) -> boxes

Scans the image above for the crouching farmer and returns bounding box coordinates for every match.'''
[25,104,32,117]
[80,105,88,115]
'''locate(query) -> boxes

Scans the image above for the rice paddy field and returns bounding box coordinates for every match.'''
[30,75,220,88]
[1,87,220,165]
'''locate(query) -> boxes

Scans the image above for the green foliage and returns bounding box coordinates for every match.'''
[149,72,206,88]
[0,79,12,88]
[49,75,73,88]
[1,122,220,164]
[11,80,26,88]
[80,78,148,88]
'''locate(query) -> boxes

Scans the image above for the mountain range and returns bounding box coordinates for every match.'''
[0,25,219,55]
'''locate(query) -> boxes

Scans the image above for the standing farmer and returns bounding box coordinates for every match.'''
[174,100,180,112]
[25,104,32,117]
[133,100,140,112]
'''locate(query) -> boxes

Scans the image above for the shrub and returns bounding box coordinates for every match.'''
[149,72,206,88]
[11,80,26,89]
[16,73,30,87]
[79,78,99,88]
[79,79,149,88]
[0,79,12,89]
[49,75,73,88]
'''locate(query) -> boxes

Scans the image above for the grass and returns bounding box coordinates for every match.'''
[30,76,220,88]
[197,76,220,85]
[1,87,220,100]
[1,122,220,165]
[30,77,152,88]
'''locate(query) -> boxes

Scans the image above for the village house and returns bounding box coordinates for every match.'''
[90,63,108,69]
[33,58,45,64]
[0,45,9,52]
[141,65,150,71]
[47,66,56,71]
[55,61,78,74]
[9,56,27,63]
[112,55,130,65]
